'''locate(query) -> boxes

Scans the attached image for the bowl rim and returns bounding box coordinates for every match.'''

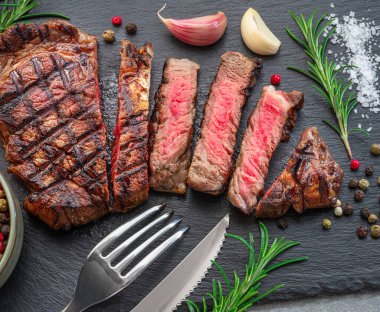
[0,172,21,274]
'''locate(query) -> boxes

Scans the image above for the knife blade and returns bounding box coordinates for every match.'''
[131,213,230,312]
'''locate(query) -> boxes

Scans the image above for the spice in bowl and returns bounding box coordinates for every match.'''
[0,186,9,261]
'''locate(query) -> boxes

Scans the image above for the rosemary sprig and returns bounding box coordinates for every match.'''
[0,0,69,32]
[186,222,307,312]
[286,11,367,160]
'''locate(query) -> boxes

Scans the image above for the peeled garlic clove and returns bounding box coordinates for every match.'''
[241,8,281,55]
[157,4,227,46]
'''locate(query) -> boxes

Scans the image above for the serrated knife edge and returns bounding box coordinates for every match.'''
[131,214,230,312]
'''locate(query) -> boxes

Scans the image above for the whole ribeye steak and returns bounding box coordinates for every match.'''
[0,21,109,230]
[256,127,343,218]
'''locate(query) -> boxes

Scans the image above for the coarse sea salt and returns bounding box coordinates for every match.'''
[325,11,380,116]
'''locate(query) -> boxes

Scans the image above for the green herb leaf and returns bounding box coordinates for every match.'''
[0,0,69,33]
[186,223,307,312]
[286,10,365,160]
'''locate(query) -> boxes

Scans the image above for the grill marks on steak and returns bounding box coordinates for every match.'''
[149,58,199,194]
[256,127,343,218]
[187,51,262,195]
[111,40,153,211]
[0,21,109,229]
[228,86,304,214]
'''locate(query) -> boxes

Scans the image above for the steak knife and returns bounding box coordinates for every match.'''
[131,214,230,312]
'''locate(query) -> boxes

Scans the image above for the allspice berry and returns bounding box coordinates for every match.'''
[354,190,365,202]
[371,225,380,238]
[102,30,115,43]
[368,213,379,224]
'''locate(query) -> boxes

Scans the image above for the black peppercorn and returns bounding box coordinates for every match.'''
[125,23,137,34]
[357,225,368,239]
[361,207,370,219]
[0,212,8,223]
[343,203,354,215]
[0,224,9,237]
[348,178,359,189]
[354,190,365,202]
[365,166,374,177]
[277,217,288,229]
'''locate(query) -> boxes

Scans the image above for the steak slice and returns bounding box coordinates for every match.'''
[112,40,153,211]
[187,51,262,195]
[0,21,109,230]
[228,86,304,214]
[256,127,343,218]
[149,58,199,194]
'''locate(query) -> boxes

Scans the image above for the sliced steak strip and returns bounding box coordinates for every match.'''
[187,51,262,195]
[112,40,153,212]
[0,21,109,230]
[256,127,343,218]
[228,85,304,214]
[149,58,199,194]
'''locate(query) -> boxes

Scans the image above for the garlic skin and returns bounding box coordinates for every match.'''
[241,8,281,55]
[157,4,227,46]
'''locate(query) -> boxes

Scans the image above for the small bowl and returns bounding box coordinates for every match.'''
[0,172,23,288]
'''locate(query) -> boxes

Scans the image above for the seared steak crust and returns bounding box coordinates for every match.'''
[0,21,109,230]
[149,58,199,194]
[228,86,304,214]
[112,40,153,211]
[187,51,262,195]
[256,127,343,218]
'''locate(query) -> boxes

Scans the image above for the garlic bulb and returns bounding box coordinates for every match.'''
[157,4,227,47]
[241,8,281,55]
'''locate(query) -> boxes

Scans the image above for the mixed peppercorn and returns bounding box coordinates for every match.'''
[0,186,9,261]
[102,17,137,42]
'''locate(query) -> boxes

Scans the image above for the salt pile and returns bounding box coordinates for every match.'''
[325,11,380,115]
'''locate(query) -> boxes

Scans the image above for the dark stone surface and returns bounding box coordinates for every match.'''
[0,0,379,311]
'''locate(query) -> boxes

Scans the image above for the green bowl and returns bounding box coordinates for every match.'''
[0,172,23,288]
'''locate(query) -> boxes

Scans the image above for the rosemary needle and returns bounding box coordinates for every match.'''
[186,222,307,312]
[286,10,368,160]
[0,0,69,32]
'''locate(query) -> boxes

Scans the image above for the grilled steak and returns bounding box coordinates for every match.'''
[0,21,109,230]
[112,41,153,211]
[256,127,343,218]
[149,58,199,194]
[228,86,304,214]
[187,51,262,195]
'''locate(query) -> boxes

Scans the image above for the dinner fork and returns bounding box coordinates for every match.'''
[62,204,188,312]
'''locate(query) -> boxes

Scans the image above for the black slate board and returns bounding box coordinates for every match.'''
[0,0,380,311]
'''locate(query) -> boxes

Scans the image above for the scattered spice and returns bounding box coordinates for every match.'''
[365,166,374,177]
[361,207,370,219]
[371,143,380,155]
[350,159,360,170]
[277,217,288,229]
[348,178,359,189]
[377,176,380,186]
[112,15,122,26]
[354,189,365,202]
[368,213,379,224]
[342,203,354,215]
[125,23,137,35]
[334,206,343,217]
[357,225,368,239]
[271,74,281,85]
[333,199,341,208]
[358,178,369,191]
[102,30,115,43]
[0,186,8,261]
[322,218,332,230]
[371,225,380,238]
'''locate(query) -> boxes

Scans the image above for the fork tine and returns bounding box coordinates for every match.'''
[117,225,190,283]
[114,217,183,272]
[93,204,165,253]
[105,211,174,261]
